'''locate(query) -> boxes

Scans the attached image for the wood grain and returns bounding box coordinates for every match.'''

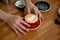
[0,0,60,40]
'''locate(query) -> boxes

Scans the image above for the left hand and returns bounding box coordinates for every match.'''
[24,1,43,20]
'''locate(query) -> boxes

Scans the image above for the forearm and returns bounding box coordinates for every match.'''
[0,10,10,21]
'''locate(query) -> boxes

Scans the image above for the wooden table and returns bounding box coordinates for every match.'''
[0,0,60,40]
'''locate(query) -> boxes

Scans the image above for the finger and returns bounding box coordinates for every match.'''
[38,11,44,20]
[14,17,30,27]
[24,8,28,15]
[12,23,26,35]
[20,19,30,27]
[34,9,43,20]
[39,13,44,20]
[17,23,29,32]
[27,8,31,14]
[34,9,38,16]
[9,23,20,37]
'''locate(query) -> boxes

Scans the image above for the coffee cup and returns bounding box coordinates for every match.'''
[22,14,41,30]
[15,0,26,10]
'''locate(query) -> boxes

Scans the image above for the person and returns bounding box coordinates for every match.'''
[0,0,43,37]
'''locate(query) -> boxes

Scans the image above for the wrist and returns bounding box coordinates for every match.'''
[25,0,31,3]
[4,14,12,22]
[0,10,11,22]
[1,14,11,22]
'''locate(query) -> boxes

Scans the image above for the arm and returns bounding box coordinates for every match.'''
[0,10,9,22]
[0,9,29,37]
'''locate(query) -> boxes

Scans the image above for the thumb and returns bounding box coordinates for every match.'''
[27,8,31,14]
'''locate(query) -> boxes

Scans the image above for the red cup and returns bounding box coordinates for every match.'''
[22,14,41,30]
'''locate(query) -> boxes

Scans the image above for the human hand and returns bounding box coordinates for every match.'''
[5,15,30,37]
[24,1,43,20]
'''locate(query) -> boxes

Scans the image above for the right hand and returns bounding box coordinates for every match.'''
[5,15,30,37]
[24,1,43,20]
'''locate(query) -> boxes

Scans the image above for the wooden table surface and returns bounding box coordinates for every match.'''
[0,0,60,40]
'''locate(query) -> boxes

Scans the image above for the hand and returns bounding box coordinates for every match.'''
[5,15,30,37]
[24,1,43,20]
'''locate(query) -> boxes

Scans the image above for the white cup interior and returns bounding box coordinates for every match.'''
[15,1,26,8]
